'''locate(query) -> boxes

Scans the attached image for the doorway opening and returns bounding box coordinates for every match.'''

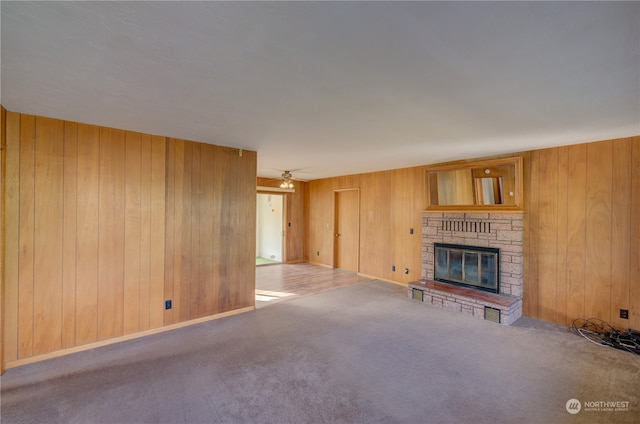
[256,193,284,266]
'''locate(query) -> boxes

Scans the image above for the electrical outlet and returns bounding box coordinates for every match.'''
[391,265,396,272]
[620,309,629,319]
[165,300,172,310]
[409,228,414,235]
[404,268,409,275]
[316,251,320,256]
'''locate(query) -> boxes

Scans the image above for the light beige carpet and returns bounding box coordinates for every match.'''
[2,280,638,423]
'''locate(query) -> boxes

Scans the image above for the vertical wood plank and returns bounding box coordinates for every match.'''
[149,135,166,328]
[585,140,613,321]
[239,149,257,308]
[227,150,242,310]
[62,121,78,348]
[198,144,215,317]
[566,144,587,323]
[190,142,201,319]
[214,147,231,313]
[163,138,175,325]
[610,138,631,329]
[75,123,100,345]
[18,114,35,358]
[524,150,540,319]
[537,148,559,323]
[174,139,192,322]
[97,127,126,341]
[555,146,569,325]
[138,134,152,331]
[4,111,21,362]
[123,131,141,335]
[33,116,65,355]
[0,106,4,372]
[630,137,640,329]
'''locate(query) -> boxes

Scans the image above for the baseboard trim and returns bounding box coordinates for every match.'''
[3,306,255,371]
[306,261,333,269]
[357,272,408,287]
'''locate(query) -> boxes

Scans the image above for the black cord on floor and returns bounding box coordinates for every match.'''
[569,318,640,355]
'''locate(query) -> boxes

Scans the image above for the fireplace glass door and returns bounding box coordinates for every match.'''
[434,243,499,293]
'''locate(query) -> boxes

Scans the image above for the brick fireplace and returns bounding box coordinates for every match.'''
[408,212,523,325]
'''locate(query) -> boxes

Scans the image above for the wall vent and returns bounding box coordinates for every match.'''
[412,288,424,302]
[441,220,491,233]
[484,306,501,323]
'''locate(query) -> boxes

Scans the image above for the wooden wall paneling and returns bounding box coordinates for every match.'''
[75,123,100,345]
[149,135,166,328]
[18,114,36,358]
[190,142,201,319]
[138,134,152,331]
[215,147,232,312]
[97,127,126,341]
[176,139,192,322]
[236,150,256,308]
[62,121,78,348]
[536,148,559,323]
[610,138,632,329]
[227,150,243,310]
[198,144,215,317]
[210,147,223,315]
[164,138,176,325]
[410,166,426,282]
[0,107,3,372]
[285,181,305,263]
[4,111,21,362]
[630,137,640,329]
[565,144,587,323]
[359,172,390,280]
[385,171,399,282]
[33,117,65,355]
[523,150,540,319]
[403,167,423,283]
[244,150,257,308]
[123,131,142,335]
[555,147,569,325]
[584,140,613,322]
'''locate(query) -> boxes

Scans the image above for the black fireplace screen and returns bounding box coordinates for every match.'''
[434,243,499,293]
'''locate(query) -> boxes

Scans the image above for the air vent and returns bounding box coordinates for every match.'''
[442,220,491,233]
[484,306,501,323]
[412,288,424,302]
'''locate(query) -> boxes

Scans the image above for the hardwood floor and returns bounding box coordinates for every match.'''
[255,263,373,308]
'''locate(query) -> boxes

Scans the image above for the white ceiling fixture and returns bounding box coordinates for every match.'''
[1,2,638,180]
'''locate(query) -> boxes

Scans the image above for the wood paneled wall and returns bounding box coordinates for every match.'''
[305,136,640,329]
[2,110,256,366]
[523,136,640,329]
[256,177,306,263]
[305,167,424,284]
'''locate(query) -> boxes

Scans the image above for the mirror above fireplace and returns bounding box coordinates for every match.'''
[426,156,523,212]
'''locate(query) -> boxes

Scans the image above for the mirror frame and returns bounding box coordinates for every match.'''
[426,156,523,212]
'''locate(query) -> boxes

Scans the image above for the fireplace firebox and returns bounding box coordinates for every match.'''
[434,243,500,293]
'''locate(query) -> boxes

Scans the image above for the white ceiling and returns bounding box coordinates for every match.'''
[2,1,639,180]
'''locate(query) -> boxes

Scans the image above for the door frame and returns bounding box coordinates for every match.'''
[256,191,286,263]
[333,188,360,272]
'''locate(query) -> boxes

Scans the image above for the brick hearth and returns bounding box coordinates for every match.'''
[408,212,524,325]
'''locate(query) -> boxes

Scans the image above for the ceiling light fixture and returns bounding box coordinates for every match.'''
[280,171,294,189]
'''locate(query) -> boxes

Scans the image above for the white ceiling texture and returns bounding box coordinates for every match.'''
[2,1,639,180]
